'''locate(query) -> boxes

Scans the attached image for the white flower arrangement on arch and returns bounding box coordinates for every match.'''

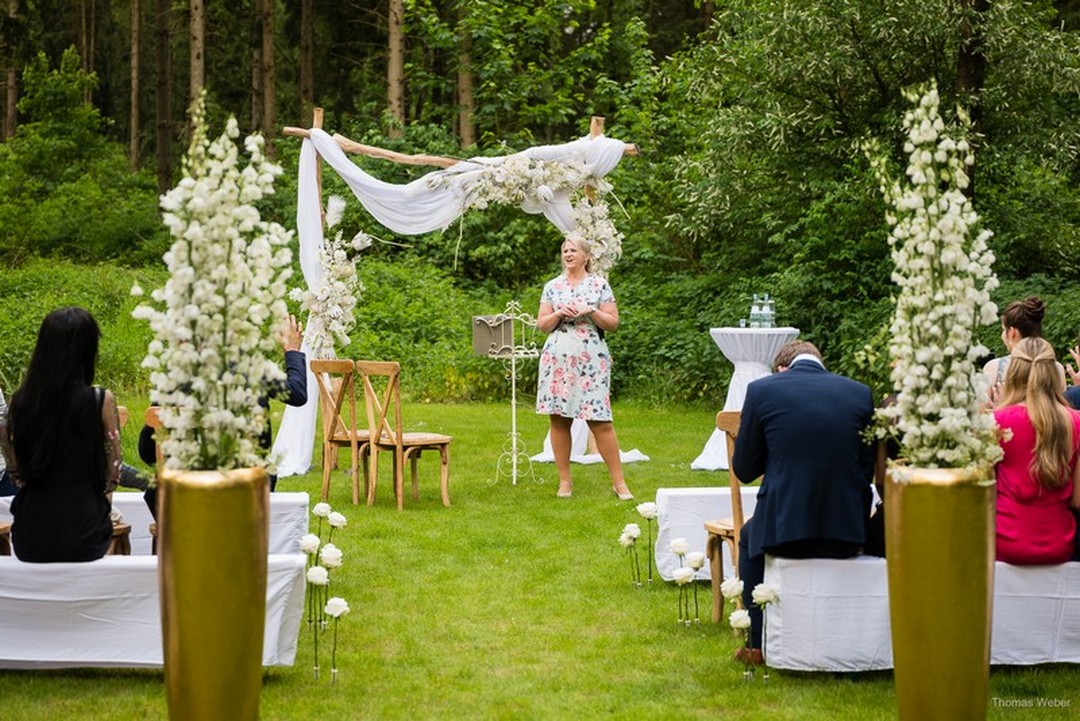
[459,153,625,275]
[864,81,1002,469]
[289,195,369,360]
[132,95,293,471]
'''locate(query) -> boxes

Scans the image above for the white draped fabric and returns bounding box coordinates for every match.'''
[274,130,629,477]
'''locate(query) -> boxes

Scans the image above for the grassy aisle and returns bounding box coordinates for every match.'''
[1,401,1076,719]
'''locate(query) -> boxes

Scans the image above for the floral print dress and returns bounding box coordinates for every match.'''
[535,274,615,421]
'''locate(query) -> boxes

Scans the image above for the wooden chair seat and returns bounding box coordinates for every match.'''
[705,411,751,622]
[358,360,452,509]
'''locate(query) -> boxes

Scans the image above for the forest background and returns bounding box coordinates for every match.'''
[1,0,1080,407]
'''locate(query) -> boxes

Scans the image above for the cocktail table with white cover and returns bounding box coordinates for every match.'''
[690,326,799,470]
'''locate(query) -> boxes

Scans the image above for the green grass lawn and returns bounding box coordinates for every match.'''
[2,400,1078,720]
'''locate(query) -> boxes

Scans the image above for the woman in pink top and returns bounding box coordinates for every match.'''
[994,337,1080,565]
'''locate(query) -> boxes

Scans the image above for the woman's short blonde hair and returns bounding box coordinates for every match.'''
[562,233,593,271]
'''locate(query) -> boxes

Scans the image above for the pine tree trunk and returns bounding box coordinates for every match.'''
[155,0,173,194]
[189,0,205,106]
[261,0,275,156]
[955,0,988,197]
[4,0,17,139]
[80,0,90,102]
[130,0,141,170]
[300,0,314,123]
[456,4,475,149]
[387,0,405,138]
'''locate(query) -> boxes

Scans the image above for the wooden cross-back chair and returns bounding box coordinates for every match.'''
[310,359,370,505]
[356,360,452,510]
[144,406,165,472]
[705,410,749,622]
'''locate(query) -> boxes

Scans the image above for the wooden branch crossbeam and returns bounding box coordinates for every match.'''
[282,115,638,169]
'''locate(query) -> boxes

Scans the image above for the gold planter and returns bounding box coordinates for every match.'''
[885,465,995,721]
[158,467,269,721]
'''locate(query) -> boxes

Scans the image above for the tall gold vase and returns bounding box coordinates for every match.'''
[885,466,995,721]
[158,467,269,721]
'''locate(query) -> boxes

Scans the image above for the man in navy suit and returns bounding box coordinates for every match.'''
[733,340,876,662]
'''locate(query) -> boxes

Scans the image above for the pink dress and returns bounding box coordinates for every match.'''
[993,404,1080,565]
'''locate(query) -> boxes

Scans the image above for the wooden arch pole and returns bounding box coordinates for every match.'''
[312,107,324,228]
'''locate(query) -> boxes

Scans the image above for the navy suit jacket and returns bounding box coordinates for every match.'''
[1065,386,1080,411]
[732,359,875,558]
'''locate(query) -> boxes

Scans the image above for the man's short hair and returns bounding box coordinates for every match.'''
[772,340,822,371]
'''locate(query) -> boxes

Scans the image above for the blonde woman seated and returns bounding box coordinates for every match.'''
[993,337,1080,565]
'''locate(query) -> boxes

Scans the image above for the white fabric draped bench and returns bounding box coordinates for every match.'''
[655,487,758,581]
[764,555,1080,672]
[0,492,310,669]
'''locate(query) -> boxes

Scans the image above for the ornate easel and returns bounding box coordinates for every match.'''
[473,301,541,485]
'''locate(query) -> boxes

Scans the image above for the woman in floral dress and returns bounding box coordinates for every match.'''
[535,234,633,500]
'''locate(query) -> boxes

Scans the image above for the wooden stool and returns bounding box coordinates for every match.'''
[0,521,10,556]
[107,521,132,556]
[150,522,157,555]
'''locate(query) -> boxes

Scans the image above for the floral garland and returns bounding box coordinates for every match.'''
[290,196,369,360]
[864,82,1001,468]
[133,95,293,471]
[459,153,625,275]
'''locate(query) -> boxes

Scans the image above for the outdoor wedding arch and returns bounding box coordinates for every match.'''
[273,112,638,482]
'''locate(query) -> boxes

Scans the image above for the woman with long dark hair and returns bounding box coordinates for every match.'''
[3,307,121,561]
[993,337,1080,565]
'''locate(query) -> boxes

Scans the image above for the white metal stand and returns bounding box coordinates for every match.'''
[475,301,540,485]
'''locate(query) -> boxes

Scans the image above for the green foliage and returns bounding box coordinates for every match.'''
[0,48,166,264]
[0,259,165,393]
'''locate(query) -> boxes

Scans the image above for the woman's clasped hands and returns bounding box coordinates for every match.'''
[555,302,594,320]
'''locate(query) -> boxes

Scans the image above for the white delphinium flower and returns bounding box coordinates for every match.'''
[686,551,706,571]
[864,81,1001,469]
[133,94,293,471]
[623,523,641,540]
[636,502,657,520]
